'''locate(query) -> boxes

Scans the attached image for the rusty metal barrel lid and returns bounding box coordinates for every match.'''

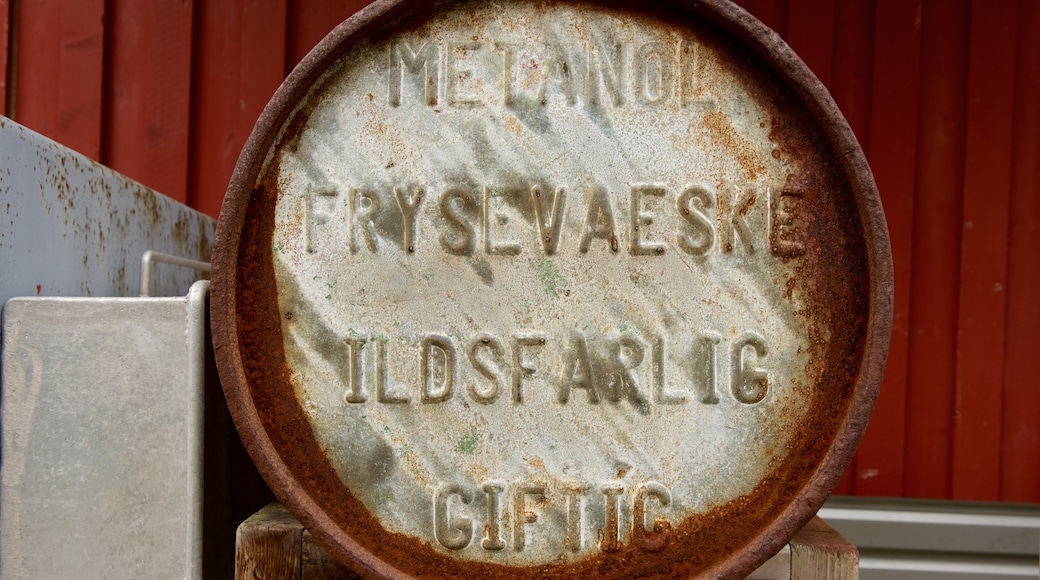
[212,0,892,577]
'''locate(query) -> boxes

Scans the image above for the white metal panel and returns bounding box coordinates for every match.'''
[0,282,209,579]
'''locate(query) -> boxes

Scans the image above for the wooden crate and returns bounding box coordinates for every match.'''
[236,503,858,579]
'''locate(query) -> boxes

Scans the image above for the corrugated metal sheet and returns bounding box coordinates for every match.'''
[819,496,1040,579]
[3,0,1039,504]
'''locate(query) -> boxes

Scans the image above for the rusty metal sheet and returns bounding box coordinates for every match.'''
[212,0,892,577]
[0,117,214,307]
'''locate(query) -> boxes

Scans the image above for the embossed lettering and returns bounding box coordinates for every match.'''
[512,334,546,403]
[434,484,473,550]
[497,43,517,106]
[303,188,336,254]
[630,184,667,255]
[579,186,619,254]
[676,184,715,255]
[431,479,680,553]
[679,39,697,106]
[447,42,482,106]
[531,185,566,255]
[484,187,522,255]
[633,42,673,106]
[536,50,577,106]
[562,484,589,552]
[632,481,672,552]
[395,186,424,253]
[386,38,724,110]
[422,335,456,403]
[679,39,716,110]
[588,43,625,106]
[481,482,506,551]
[559,333,599,404]
[513,483,545,551]
[719,183,756,254]
[695,333,722,404]
[600,484,623,553]
[375,338,410,403]
[344,329,775,408]
[732,332,768,404]
[343,337,367,404]
[770,186,806,258]
[468,334,507,404]
[389,40,439,106]
[652,336,685,404]
[605,336,648,414]
[313,181,792,258]
[439,186,477,255]
[348,188,381,254]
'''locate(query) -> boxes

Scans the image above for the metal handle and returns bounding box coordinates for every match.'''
[140,250,211,297]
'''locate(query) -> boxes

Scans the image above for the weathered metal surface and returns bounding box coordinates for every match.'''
[236,503,868,579]
[0,281,209,578]
[0,116,214,308]
[213,0,892,577]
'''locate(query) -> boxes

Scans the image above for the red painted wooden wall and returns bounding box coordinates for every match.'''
[2,0,1037,504]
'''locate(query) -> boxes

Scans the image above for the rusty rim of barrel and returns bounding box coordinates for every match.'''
[212,0,893,577]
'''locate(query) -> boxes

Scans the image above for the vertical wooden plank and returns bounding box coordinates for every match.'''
[1001,0,1040,504]
[785,0,835,89]
[903,0,970,500]
[285,1,370,72]
[188,0,241,216]
[0,0,9,116]
[14,0,105,160]
[950,1,1018,502]
[826,0,875,497]
[13,2,60,137]
[745,0,790,38]
[854,0,922,498]
[188,0,287,217]
[104,0,193,203]
[241,0,288,149]
[830,0,874,150]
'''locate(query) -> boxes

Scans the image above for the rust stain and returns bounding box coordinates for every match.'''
[701,109,766,182]
[212,0,891,578]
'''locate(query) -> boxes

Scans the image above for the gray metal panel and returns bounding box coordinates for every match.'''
[820,496,1040,580]
[0,282,208,579]
[0,116,214,307]
[856,550,1038,580]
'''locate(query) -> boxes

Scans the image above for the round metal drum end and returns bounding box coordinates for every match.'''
[212,0,892,577]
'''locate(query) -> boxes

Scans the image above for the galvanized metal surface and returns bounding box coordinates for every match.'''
[819,496,1040,579]
[213,0,892,577]
[0,281,209,579]
[0,116,214,308]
